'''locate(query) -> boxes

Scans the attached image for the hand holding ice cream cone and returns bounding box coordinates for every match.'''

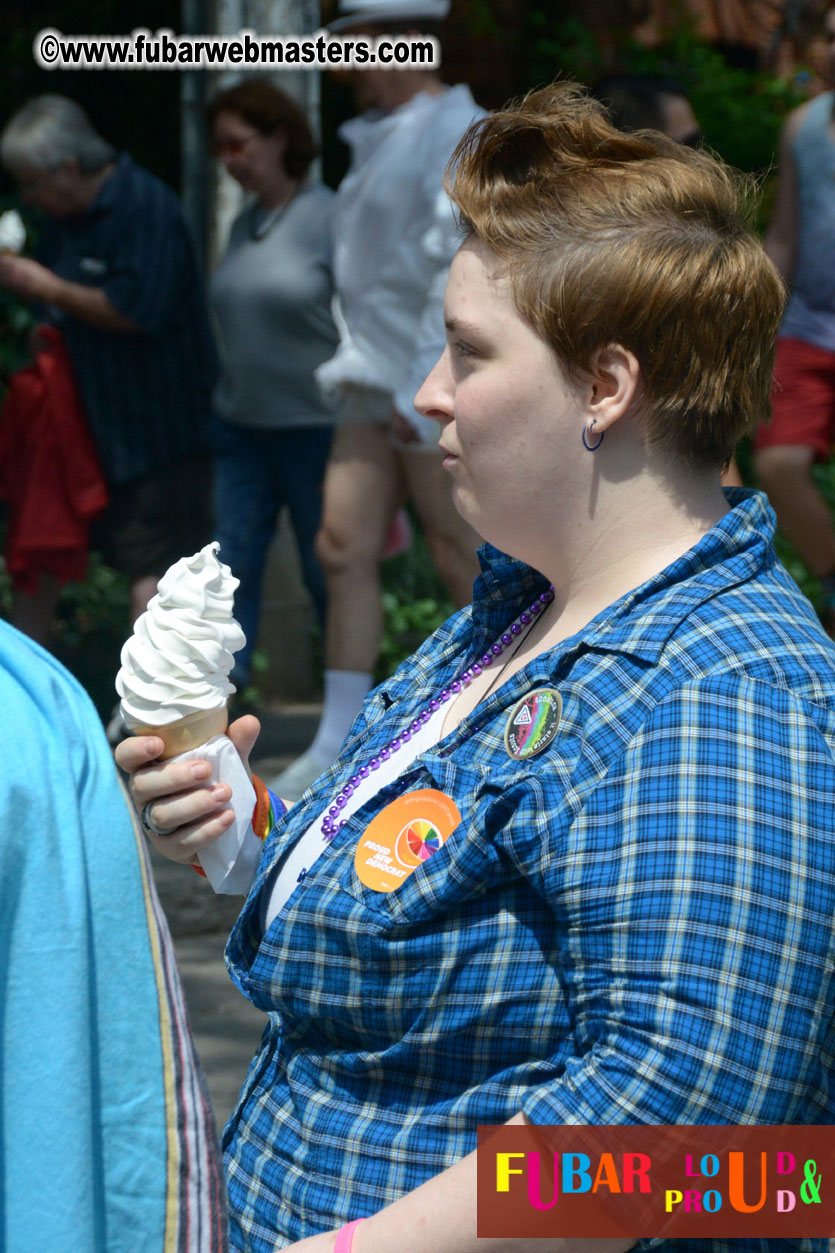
[117,543,258,891]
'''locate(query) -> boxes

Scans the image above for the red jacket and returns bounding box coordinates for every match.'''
[0,325,108,592]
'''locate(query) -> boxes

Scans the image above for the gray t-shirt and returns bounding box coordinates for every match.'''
[211,181,339,429]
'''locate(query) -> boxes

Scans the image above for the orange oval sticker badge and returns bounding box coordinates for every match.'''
[354,788,462,893]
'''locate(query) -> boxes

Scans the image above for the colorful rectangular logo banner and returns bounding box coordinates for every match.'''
[477,1125,834,1238]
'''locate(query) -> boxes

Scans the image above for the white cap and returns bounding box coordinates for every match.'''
[329,0,449,32]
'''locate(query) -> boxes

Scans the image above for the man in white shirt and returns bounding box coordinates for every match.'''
[273,0,483,798]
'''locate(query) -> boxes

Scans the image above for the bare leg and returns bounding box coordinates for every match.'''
[270,424,404,798]
[316,422,404,672]
[754,444,835,576]
[10,573,62,646]
[401,446,481,608]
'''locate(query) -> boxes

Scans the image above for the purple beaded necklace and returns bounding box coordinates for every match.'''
[321,584,556,840]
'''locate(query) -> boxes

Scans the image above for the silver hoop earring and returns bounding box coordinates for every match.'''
[582,420,604,451]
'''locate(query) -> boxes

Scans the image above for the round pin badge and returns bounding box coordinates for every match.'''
[354,788,462,893]
[504,688,562,759]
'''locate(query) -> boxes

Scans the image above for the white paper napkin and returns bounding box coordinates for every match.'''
[169,732,260,894]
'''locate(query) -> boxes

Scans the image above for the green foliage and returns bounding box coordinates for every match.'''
[625,33,803,176]
[461,0,504,40]
[526,15,807,176]
[527,14,607,90]
[0,513,131,706]
[50,551,131,650]
[378,592,452,679]
[236,646,271,709]
[772,463,835,614]
[0,289,34,378]
[377,512,456,679]
[47,555,131,716]
[0,533,131,717]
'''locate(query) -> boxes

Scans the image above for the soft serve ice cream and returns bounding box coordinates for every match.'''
[117,542,257,892]
[117,541,244,738]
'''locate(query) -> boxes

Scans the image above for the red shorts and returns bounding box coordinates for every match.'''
[754,335,835,461]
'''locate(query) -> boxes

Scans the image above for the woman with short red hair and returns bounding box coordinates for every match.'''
[120,84,834,1253]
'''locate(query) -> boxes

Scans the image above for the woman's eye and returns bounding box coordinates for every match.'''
[453,340,477,359]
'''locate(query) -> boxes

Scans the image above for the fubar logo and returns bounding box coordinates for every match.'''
[477,1125,833,1238]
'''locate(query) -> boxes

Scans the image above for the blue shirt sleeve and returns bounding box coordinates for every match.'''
[519,673,835,1127]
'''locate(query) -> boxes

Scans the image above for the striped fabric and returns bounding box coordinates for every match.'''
[37,154,217,485]
[224,489,835,1253]
[130,794,228,1252]
[0,620,226,1251]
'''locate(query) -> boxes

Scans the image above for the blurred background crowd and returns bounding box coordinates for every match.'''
[5,4,835,1243]
[1,0,834,736]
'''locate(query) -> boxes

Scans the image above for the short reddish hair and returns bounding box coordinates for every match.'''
[446,82,785,468]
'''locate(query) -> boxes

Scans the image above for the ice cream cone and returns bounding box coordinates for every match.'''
[129,706,229,760]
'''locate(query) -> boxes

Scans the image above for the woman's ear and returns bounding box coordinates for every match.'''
[586,343,643,434]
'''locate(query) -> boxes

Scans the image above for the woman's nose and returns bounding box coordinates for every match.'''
[414,348,453,424]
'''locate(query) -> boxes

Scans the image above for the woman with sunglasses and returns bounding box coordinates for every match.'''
[119,83,835,1253]
[207,80,338,695]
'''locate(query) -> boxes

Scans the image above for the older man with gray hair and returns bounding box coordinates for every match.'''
[0,95,216,666]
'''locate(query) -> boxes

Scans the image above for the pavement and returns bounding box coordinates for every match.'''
[149,700,320,1130]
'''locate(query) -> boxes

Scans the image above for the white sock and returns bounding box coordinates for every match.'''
[309,669,374,764]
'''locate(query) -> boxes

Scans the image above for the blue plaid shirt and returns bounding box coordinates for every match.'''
[224,490,835,1253]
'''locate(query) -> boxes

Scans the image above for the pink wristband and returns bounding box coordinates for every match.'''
[334,1219,366,1252]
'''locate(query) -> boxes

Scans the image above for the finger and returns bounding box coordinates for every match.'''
[114,734,165,774]
[131,757,217,809]
[227,714,260,768]
[142,779,232,835]
[143,806,236,864]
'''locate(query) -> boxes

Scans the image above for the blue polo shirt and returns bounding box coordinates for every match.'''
[38,154,218,485]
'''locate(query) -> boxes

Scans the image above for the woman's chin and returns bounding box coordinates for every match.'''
[450,486,479,531]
